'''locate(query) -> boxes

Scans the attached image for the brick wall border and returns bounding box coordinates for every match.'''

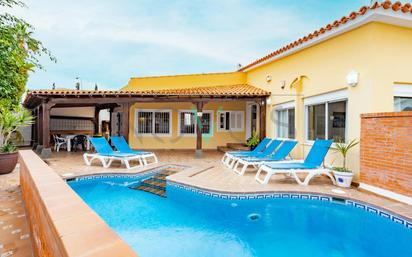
[360,111,412,201]
[19,150,137,257]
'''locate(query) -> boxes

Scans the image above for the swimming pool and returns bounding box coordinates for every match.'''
[68,169,412,257]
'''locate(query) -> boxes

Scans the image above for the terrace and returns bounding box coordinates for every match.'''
[2,147,412,256]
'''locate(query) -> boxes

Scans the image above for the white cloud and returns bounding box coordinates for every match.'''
[6,0,331,89]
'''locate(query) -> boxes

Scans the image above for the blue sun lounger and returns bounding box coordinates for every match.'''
[233,140,298,175]
[110,136,158,165]
[255,140,336,186]
[221,138,271,167]
[83,137,144,169]
[224,139,282,169]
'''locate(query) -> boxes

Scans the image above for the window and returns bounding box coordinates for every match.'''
[307,100,346,142]
[217,111,244,132]
[178,110,213,135]
[393,84,412,112]
[394,97,412,112]
[135,109,171,136]
[275,108,295,139]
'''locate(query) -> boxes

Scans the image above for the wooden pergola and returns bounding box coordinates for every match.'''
[23,85,270,157]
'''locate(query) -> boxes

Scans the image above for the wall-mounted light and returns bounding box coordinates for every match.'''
[266,98,272,105]
[266,75,272,83]
[197,112,203,117]
[346,70,359,87]
[280,80,286,89]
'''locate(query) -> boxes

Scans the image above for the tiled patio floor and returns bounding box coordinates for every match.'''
[0,166,33,257]
[47,150,412,220]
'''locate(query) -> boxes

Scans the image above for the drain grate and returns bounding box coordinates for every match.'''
[248,213,261,221]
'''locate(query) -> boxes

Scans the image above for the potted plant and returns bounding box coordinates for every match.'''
[0,108,33,174]
[332,139,359,188]
[246,131,260,150]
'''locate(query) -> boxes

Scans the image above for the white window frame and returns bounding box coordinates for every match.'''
[217,110,245,132]
[135,109,172,137]
[304,90,348,143]
[393,83,412,112]
[274,101,295,140]
[177,110,214,137]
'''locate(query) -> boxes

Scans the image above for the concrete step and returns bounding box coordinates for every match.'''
[227,143,250,151]
[136,185,166,197]
[217,146,231,153]
[141,178,166,189]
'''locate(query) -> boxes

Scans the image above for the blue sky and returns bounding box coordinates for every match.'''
[7,0,368,90]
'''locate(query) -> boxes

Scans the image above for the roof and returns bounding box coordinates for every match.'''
[130,84,269,96]
[24,84,270,108]
[123,71,246,91]
[239,0,412,71]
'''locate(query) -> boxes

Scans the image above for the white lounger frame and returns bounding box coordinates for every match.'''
[83,153,144,169]
[233,158,266,176]
[140,153,158,165]
[221,153,249,169]
[255,161,336,186]
[232,156,294,176]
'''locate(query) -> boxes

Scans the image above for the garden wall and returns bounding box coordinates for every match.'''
[19,150,137,257]
[360,112,412,200]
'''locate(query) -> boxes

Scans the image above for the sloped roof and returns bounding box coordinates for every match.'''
[239,0,412,71]
[24,84,270,107]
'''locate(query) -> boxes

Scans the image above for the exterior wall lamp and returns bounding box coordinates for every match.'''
[346,70,359,87]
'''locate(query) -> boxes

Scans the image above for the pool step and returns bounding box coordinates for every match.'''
[133,168,181,197]
[136,185,166,197]
[141,178,166,189]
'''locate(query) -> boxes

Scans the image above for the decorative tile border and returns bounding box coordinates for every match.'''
[68,165,186,182]
[167,181,412,231]
[66,172,412,231]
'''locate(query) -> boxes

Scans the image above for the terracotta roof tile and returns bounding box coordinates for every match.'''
[239,1,412,71]
[24,84,270,104]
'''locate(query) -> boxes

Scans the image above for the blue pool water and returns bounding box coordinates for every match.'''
[69,174,412,257]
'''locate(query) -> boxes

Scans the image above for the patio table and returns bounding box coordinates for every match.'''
[63,135,90,152]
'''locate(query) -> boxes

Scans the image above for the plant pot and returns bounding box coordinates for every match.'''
[333,170,354,188]
[0,152,18,175]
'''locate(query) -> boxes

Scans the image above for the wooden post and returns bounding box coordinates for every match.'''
[41,102,55,158]
[195,101,204,158]
[32,108,38,148]
[259,98,267,140]
[38,106,43,147]
[121,103,130,142]
[108,107,113,137]
[42,102,55,148]
[94,106,100,135]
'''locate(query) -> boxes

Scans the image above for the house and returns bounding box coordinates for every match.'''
[24,1,412,181]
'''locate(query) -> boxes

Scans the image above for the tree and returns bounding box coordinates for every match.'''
[0,0,55,110]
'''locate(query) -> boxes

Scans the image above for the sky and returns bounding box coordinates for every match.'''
[4,0,369,90]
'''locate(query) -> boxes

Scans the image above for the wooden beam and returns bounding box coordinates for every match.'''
[121,103,130,142]
[41,102,55,148]
[108,107,113,137]
[94,106,100,134]
[195,101,204,158]
[259,98,267,140]
[38,106,43,146]
[48,96,262,105]
[31,109,37,147]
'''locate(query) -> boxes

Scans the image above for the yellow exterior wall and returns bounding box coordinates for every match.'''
[123,72,246,91]
[128,101,247,149]
[245,22,412,181]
